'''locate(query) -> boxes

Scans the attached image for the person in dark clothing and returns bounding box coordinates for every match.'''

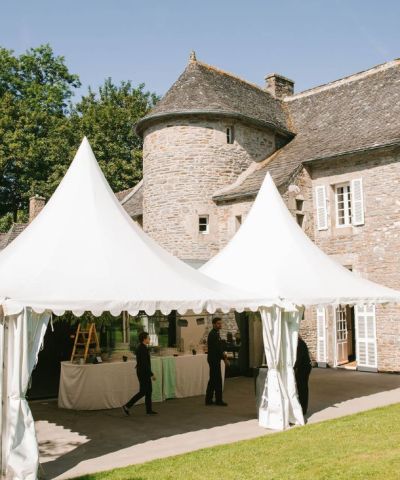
[205,317,229,406]
[294,335,312,415]
[122,331,157,415]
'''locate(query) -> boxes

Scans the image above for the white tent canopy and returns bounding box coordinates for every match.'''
[201,173,400,431]
[0,138,274,318]
[201,172,400,306]
[0,138,274,480]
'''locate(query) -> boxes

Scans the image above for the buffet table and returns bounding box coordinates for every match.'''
[58,353,225,410]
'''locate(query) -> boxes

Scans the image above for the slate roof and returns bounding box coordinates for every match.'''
[115,187,135,202]
[120,180,143,218]
[215,59,400,201]
[0,223,28,250]
[136,59,293,137]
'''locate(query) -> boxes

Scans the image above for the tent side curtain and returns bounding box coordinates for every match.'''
[258,306,304,430]
[1,308,50,480]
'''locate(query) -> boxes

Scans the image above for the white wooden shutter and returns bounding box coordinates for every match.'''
[355,305,377,370]
[351,178,364,226]
[315,185,328,231]
[316,307,327,364]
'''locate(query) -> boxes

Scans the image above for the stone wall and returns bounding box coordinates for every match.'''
[142,117,275,260]
[215,166,314,250]
[310,146,400,371]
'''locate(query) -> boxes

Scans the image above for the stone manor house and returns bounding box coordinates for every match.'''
[2,53,400,373]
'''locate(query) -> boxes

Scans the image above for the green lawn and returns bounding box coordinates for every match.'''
[74,403,400,480]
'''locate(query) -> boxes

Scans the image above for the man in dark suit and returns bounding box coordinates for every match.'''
[205,317,229,406]
[122,331,157,415]
[294,335,312,415]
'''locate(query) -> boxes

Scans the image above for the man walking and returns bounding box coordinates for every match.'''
[205,317,229,406]
[123,331,157,415]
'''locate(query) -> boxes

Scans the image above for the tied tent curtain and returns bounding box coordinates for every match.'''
[259,306,304,430]
[1,308,50,480]
[281,310,304,426]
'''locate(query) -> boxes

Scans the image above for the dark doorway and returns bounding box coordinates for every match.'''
[27,319,74,400]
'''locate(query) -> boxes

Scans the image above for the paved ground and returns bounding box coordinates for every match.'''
[32,368,400,480]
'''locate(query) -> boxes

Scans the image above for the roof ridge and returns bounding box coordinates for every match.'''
[193,60,273,97]
[213,146,289,199]
[286,59,400,101]
[121,179,143,204]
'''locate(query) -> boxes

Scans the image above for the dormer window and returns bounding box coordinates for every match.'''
[226,126,234,144]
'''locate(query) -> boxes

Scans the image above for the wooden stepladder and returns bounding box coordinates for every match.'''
[70,323,101,363]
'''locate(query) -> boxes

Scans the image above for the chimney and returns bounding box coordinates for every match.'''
[29,195,46,222]
[265,73,294,98]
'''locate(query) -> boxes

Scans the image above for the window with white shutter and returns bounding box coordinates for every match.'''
[355,305,377,371]
[316,307,327,366]
[351,178,365,226]
[315,185,328,231]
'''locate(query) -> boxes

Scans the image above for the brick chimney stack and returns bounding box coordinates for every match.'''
[265,73,294,98]
[29,195,46,223]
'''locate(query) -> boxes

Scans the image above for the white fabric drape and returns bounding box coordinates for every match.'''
[0,306,5,477]
[2,308,50,480]
[259,307,304,430]
[259,306,288,430]
[281,310,304,426]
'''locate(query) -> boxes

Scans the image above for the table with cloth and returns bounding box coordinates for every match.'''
[58,353,225,410]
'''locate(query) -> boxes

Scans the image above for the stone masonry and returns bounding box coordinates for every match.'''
[310,146,400,371]
[143,118,275,260]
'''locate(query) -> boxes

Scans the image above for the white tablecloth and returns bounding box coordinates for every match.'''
[58,354,225,410]
[171,354,225,398]
[58,358,163,410]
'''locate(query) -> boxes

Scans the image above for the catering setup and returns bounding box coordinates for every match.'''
[59,348,225,410]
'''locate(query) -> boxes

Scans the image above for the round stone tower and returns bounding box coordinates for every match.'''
[136,54,293,262]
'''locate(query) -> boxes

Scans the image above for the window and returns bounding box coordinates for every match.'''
[335,183,352,226]
[199,215,209,234]
[226,126,234,144]
[296,214,304,228]
[235,215,242,231]
[295,198,304,211]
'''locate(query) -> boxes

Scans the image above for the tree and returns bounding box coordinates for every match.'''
[72,78,158,192]
[0,45,81,224]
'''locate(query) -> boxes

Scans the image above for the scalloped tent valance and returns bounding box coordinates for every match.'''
[201,172,400,306]
[0,138,275,317]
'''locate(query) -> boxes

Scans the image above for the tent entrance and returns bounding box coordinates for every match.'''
[334,306,356,367]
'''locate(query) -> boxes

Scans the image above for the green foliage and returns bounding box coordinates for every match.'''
[0,44,157,224]
[0,212,13,233]
[0,45,80,220]
[72,78,158,192]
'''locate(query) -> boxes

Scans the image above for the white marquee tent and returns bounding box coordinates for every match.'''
[201,172,400,430]
[0,138,273,480]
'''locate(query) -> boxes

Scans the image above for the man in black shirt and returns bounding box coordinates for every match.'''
[205,317,229,406]
[294,335,312,415]
[123,331,157,415]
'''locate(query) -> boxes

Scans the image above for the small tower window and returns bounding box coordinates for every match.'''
[199,215,209,234]
[226,126,234,144]
[295,198,304,211]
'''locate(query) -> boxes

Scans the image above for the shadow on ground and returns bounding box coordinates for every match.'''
[31,368,400,479]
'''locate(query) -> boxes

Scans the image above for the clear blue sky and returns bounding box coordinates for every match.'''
[1,0,399,100]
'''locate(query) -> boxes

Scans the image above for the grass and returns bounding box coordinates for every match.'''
[74,403,400,480]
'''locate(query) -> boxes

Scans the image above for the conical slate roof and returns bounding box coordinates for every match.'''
[136,59,292,137]
[0,138,273,317]
[202,173,400,306]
